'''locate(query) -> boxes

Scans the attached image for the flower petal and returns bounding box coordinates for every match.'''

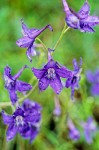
[39,76,50,91]
[44,59,56,69]
[6,124,18,141]
[16,36,33,48]
[30,126,39,143]
[66,78,72,88]
[32,68,45,79]
[27,24,53,39]
[13,107,24,117]
[26,46,37,62]
[8,89,17,105]
[50,75,63,94]
[13,65,28,80]
[4,66,12,79]
[69,128,80,141]
[24,113,41,124]
[78,1,90,19]
[56,66,72,78]
[73,59,79,71]
[16,80,32,92]
[2,111,13,125]
[84,129,92,144]
[22,99,42,112]
[80,23,95,32]
[21,19,30,36]
[73,58,82,71]
[62,0,71,15]
[19,123,31,138]
[83,16,99,27]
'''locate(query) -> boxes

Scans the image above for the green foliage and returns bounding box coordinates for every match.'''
[0,0,99,150]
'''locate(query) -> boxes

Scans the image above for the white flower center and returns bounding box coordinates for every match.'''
[47,68,56,79]
[15,115,24,126]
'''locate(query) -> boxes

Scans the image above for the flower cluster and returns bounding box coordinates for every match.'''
[2,0,99,144]
[62,0,99,32]
[2,99,42,143]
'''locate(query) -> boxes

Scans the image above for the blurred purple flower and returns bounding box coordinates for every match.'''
[68,119,80,141]
[86,69,99,96]
[65,58,82,100]
[2,99,42,143]
[4,65,32,104]
[16,19,53,62]
[32,50,72,94]
[62,0,99,32]
[82,117,97,144]
[53,96,61,116]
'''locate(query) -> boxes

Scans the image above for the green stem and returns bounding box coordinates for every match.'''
[53,26,70,50]
[36,38,48,52]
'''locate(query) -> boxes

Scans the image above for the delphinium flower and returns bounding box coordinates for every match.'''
[2,99,42,143]
[82,117,97,144]
[16,19,53,62]
[86,69,99,96]
[65,58,82,100]
[4,65,32,104]
[32,48,72,94]
[62,0,99,32]
[68,119,80,141]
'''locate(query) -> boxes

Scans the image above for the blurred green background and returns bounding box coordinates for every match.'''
[0,0,99,150]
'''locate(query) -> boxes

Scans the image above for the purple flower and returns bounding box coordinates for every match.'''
[65,58,82,100]
[32,56,72,94]
[4,65,32,104]
[16,19,53,62]
[53,96,61,116]
[2,99,42,143]
[82,117,97,144]
[86,69,99,96]
[68,119,80,141]
[62,0,99,32]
